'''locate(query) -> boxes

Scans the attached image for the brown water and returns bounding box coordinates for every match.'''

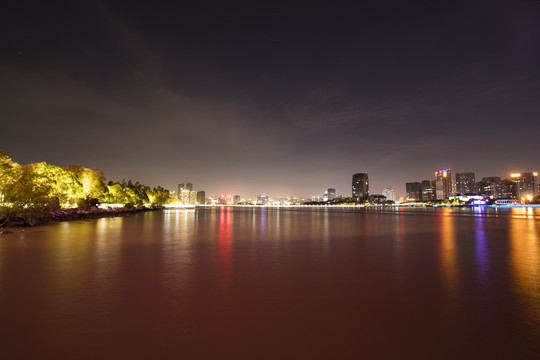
[1,206,539,359]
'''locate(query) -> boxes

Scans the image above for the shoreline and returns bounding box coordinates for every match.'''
[0,206,161,228]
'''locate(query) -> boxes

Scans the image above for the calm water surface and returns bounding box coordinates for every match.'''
[1,207,540,359]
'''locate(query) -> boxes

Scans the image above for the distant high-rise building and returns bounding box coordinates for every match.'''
[456,172,476,195]
[421,180,436,201]
[197,191,206,204]
[480,177,502,199]
[510,172,539,200]
[501,179,517,199]
[435,169,453,200]
[178,183,194,201]
[189,190,197,205]
[233,195,241,204]
[327,188,336,201]
[406,182,422,201]
[382,188,395,202]
[352,173,369,202]
[179,189,190,204]
[178,183,185,199]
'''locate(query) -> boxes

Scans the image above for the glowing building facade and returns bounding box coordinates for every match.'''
[178,182,204,205]
[479,177,502,199]
[510,172,539,200]
[435,169,453,200]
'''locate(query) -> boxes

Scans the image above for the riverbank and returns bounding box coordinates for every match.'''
[0,206,161,228]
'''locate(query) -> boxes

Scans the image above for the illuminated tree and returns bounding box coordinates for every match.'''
[105,181,152,206]
[2,165,55,223]
[31,162,82,207]
[66,165,108,204]
[0,151,21,198]
[106,183,131,204]
[0,150,170,219]
[147,186,170,206]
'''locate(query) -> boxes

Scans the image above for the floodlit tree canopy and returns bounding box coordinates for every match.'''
[0,150,171,219]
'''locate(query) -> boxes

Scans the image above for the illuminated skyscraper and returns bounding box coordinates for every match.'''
[480,177,502,199]
[178,182,194,202]
[178,183,185,199]
[180,189,190,204]
[510,172,539,200]
[189,190,197,205]
[501,179,517,199]
[435,169,452,200]
[352,173,369,202]
[455,172,476,195]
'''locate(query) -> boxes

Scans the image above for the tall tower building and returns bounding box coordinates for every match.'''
[178,182,194,201]
[352,173,369,202]
[435,169,453,200]
[406,182,422,201]
[421,180,436,201]
[197,191,206,205]
[179,188,190,204]
[480,177,502,199]
[510,172,539,200]
[177,183,185,199]
[189,190,197,205]
[501,179,517,199]
[455,172,476,196]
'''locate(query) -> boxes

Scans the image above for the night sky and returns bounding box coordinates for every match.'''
[2,1,540,198]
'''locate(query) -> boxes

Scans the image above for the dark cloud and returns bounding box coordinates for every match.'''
[2,0,540,198]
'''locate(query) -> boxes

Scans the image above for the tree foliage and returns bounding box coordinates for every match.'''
[0,149,170,218]
[0,151,20,196]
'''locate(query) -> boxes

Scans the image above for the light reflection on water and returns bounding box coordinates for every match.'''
[474,215,490,288]
[510,208,540,345]
[0,207,540,359]
[439,208,458,303]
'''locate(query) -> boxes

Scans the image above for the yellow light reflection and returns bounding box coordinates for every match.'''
[509,208,540,328]
[439,209,458,298]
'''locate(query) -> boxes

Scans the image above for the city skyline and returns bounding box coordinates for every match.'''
[2,1,540,199]
[3,146,539,200]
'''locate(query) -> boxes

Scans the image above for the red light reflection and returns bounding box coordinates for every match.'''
[218,207,232,293]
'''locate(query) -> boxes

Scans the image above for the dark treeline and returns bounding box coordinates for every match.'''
[1,150,170,223]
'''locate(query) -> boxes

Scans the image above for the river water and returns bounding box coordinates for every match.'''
[1,206,539,359]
